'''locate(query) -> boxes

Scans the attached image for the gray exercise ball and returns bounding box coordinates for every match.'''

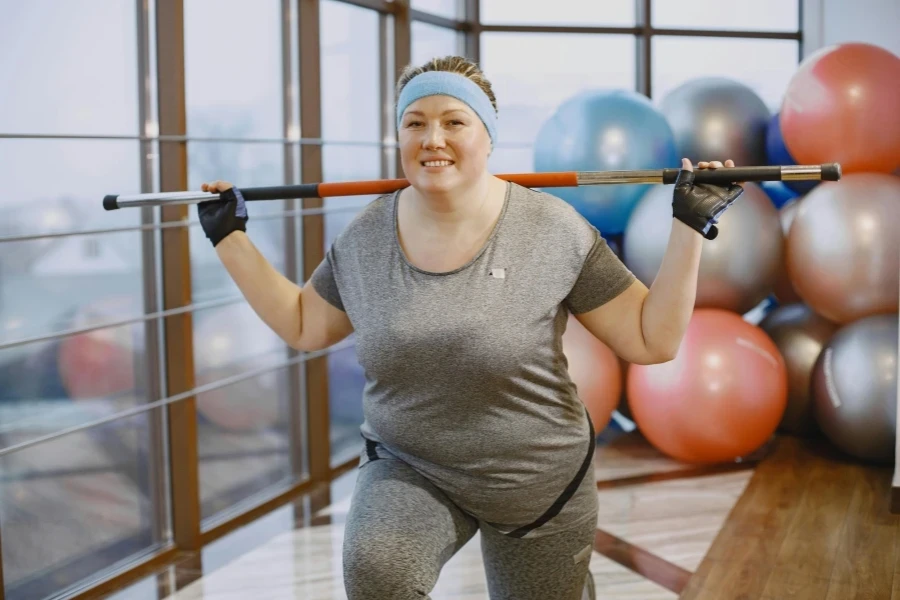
[660,77,770,166]
[811,313,898,463]
[623,182,782,314]
[760,303,839,436]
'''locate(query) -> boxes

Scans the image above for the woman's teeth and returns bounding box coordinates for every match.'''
[422,160,453,167]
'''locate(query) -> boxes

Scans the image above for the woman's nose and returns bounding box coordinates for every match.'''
[422,125,446,148]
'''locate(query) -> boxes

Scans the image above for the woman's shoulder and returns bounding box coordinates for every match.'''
[330,192,396,249]
[506,182,598,245]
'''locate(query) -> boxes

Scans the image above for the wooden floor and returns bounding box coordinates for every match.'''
[683,436,900,600]
[102,430,900,600]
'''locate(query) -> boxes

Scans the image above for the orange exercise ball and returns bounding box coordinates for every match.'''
[562,315,621,432]
[58,297,141,400]
[780,42,900,174]
[786,173,900,324]
[627,309,788,463]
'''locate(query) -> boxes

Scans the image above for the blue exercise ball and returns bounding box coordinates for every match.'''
[534,89,679,234]
[765,112,819,195]
[760,181,799,209]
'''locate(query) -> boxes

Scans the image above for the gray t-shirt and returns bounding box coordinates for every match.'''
[311,182,636,537]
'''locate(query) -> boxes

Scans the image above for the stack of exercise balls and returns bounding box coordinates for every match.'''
[546,41,899,465]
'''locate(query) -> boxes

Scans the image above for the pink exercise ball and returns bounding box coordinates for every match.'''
[627,309,788,464]
[781,42,900,174]
[563,315,621,432]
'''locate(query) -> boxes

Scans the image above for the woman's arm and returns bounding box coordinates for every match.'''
[575,159,740,364]
[200,181,354,352]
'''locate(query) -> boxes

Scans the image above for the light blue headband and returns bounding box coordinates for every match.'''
[396,71,498,144]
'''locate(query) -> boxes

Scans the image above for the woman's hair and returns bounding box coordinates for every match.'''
[396,55,498,113]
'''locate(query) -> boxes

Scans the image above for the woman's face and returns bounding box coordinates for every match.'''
[398,94,492,195]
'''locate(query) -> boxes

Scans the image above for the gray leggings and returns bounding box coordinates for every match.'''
[342,454,597,600]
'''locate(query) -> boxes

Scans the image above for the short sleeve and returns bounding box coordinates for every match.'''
[310,246,345,311]
[565,228,636,314]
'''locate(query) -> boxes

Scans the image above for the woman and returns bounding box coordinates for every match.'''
[197,56,742,600]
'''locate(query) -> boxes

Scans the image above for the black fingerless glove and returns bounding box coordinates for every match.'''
[671,169,743,240]
[198,187,248,247]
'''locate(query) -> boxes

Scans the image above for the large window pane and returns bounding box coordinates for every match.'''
[481,33,636,171]
[0,0,138,135]
[1,411,168,600]
[0,139,148,446]
[652,37,799,110]
[184,0,284,138]
[412,22,462,66]
[480,0,635,26]
[653,0,799,32]
[412,0,461,20]
[320,0,380,143]
[187,142,287,303]
[193,302,293,523]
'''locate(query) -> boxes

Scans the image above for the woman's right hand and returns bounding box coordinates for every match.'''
[201,180,233,193]
[198,180,248,247]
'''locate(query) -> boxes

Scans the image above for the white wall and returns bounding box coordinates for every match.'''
[802,0,900,58]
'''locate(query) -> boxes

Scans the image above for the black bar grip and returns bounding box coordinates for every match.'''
[661,165,784,185]
[241,183,320,201]
[103,195,119,210]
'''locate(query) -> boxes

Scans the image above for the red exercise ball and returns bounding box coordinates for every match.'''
[627,309,788,463]
[563,315,621,432]
[781,42,900,174]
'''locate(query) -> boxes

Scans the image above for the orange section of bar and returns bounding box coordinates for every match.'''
[314,172,579,197]
[317,178,411,197]
[498,171,579,187]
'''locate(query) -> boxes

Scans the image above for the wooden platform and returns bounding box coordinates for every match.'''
[682,436,900,600]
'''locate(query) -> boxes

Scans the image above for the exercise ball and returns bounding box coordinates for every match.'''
[623,182,782,314]
[562,315,621,432]
[781,42,900,174]
[193,302,285,431]
[58,297,142,400]
[534,89,679,233]
[660,77,770,166]
[786,173,900,324]
[759,303,838,436]
[627,309,788,463]
[765,112,818,195]
[811,314,898,463]
[772,199,802,304]
[760,181,799,209]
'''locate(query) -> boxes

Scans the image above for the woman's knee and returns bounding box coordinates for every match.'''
[343,541,436,600]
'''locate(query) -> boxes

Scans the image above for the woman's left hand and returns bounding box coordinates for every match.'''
[671,157,744,240]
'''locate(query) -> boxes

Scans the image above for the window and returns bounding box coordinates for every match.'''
[1,413,166,600]
[192,302,293,523]
[480,32,636,172]
[480,0,634,27]
[651,37,799,110]
[652,0,799,32]
[0,0,139,135]
[0,139,145,431]
[184,0,284,138]
[412,0,462,20]
[412,22,462,66]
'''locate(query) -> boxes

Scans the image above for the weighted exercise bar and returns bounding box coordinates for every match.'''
[102,163,841,210]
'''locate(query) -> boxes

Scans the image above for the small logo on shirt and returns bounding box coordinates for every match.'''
[490,268,506,279]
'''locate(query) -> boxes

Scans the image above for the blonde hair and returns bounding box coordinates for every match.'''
[396,55,498,114]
